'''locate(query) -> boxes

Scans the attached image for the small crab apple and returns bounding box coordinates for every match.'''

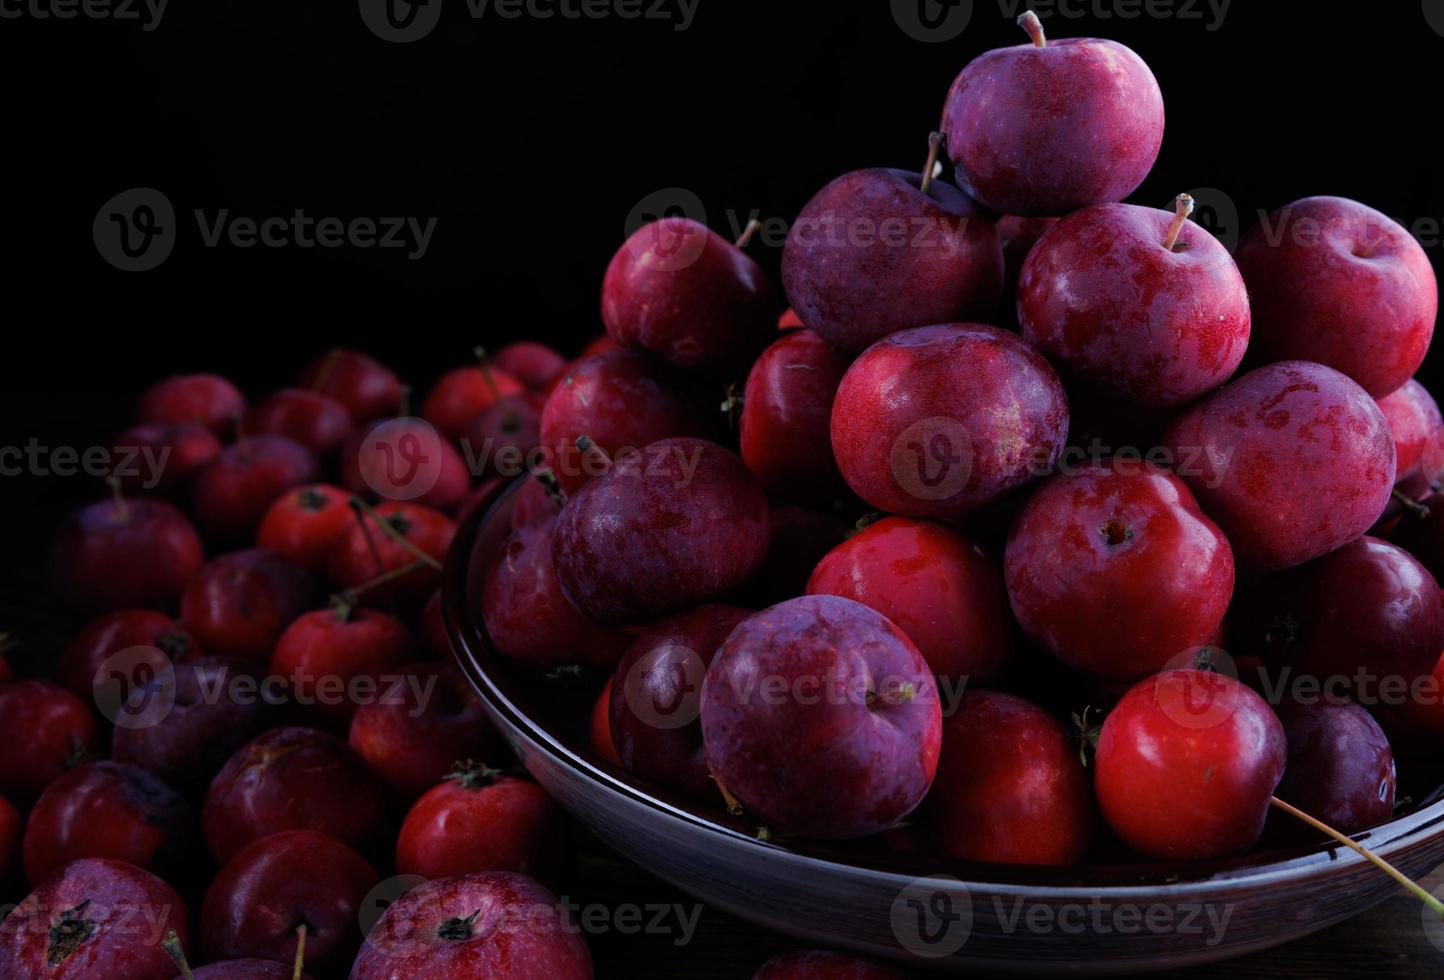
[110,421,222,498]
[1271,698,1395,840]
[48,492,204,615]
[348,660,497,800]
[1018,195,1251,407]
[553,438,771,626]
[1095,669,1287,860]
[298,347,402,424]
[1235,536,1444,693]
[110,656,272,790]
[941,12,1164,216]
[22,761,190,886]
[341,415,472,511]
[740,329,851,502]
[609,605,751,799]
[0,680,97,805]
[257,484,354,572]
[396,764,565,883]
[200,830,379,973]
[326,500,456,613]
[463,394,543,479]
[701,595,942,839]
[808,517,1012,684]
[181,549,314,664]
[421,351,527,440]
[1234,196,1438,397]
[56,608,202,702]
[1163,361,1395,572]
[202,726,385,863]
[930,691,1093,865]
[194,435,321,541]
[781,136,1003,353]
[270,605,414,726]
[1378,379,1444,487]
[350,872,593,980]
[538,350,714,494]
[0,858,190,980]
[242,389,354,457]
[140,372,246,435]
[752,949,908,979]
[1004,459,1234,682]
[831,323,1068,521]
[603,216,778,377]
[482,514,629,671]
[492,341,569,391]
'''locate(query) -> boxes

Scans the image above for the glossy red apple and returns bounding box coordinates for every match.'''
[0,680,97,805]
[930,691,1092,865]
[23,761,190,886]
[395,764,565,883]
[270,606,413,725]
[492,341,568,391]
[341,416,473,510]
[1096,670,1287,860]
[1005,459,1234,681]
[553,438,770,626]
[608,605,751,799]
[242,388,353,456]
[256,484,354,572]
[200,830,378,973]
[781,159,1003,352]
[180,549,314,664]
[1162,361,1395,572]
[603,216,777,377]
[1271,698,1395,839]
[421,358,526,441]
[48,495,204,615]
[1018,197,1251,407]
[297,348,402,424]
[326,501,456,613]
[140,373,245,435]
[348,660,496,800]
[0,858,190,980]
[1234,196,1437,397]
[110,421,221,498]
[538,351,713,494]
[202,726,385,863]
[808,517,1012,684]
[831,323,1067,520]
[940,13,1164,216]
[1379,379,1444,487]
[352,873,593,978]
[739,329,851,501]
[701,595,942,839]
[194,435,321,541]
[57,608,202,702]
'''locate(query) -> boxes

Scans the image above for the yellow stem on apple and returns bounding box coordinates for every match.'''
[1163,193,1196,251]
[734,218,762,249]
[919,132,946,197]
[161,931,195,980]
[1018,10,1047,48]
[1269,796,1444,918]
[293,923,308,980]
[709,763,746,817]
[474,346,519,430]
[105,476,127,521]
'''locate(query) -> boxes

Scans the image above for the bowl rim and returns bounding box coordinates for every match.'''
[444,475,1444,900]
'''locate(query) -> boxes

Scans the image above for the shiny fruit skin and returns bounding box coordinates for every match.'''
[256,484,354,573]
[0,681,98,805]
[740,330,851,502]
[297,348,402,424]
[1272,698,1395,837]
[395,771,565,883]
[180,549,314,664]
[48,497,204,615]
[194,435,321,541]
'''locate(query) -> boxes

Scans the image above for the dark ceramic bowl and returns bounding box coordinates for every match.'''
[444,477,1444,975]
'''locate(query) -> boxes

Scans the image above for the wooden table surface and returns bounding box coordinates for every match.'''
[572,835,1444,978]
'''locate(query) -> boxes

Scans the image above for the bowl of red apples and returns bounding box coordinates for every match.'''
[449,11,1444,976]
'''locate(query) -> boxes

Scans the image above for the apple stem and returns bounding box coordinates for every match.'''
[349,497,444,571]
[398,384,412,419]
[734,218,762,249]
[1393,488,1432,520]
[446,759,504,789]
[533,467,567,507]
[1163,193,1196,251]
[1018,10,1047,47]
[575,435,613,471]
[1268,796,1444,918]
[347,497,390,580]
[161,931,195,980]
[330,557,429,619]
[104,476,127,521]
[709,763,746,817]
[309,348,342,394]
[293,923,308,980]
[474,346,520,430]
[919,132,946,197]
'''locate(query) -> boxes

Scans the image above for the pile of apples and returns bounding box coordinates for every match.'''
[4,11,1444,979]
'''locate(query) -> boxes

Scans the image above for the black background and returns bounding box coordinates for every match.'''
[4,0,1444,555]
